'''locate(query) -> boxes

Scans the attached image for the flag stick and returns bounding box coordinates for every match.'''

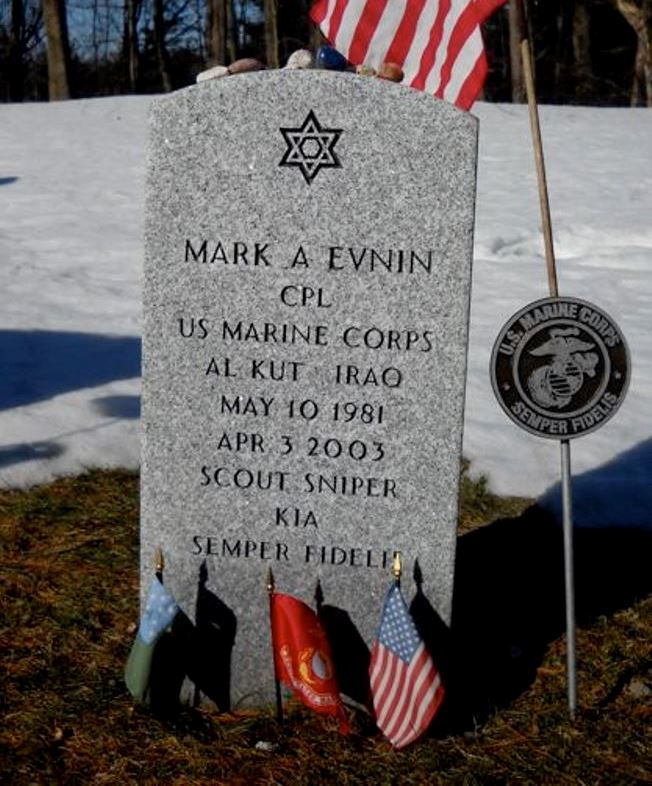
[266,568,284,723]
[155,547,164,583]
[515,0,577,718]
[392,552,402,586]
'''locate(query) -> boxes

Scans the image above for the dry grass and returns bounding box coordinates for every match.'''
[457,458,530,532]
[1,469,650,785]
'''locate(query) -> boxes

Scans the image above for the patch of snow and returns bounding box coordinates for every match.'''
[1,96,650,528]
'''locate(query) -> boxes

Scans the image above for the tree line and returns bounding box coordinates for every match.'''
[1,0,651,105]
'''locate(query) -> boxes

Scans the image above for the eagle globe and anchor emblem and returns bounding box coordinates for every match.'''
[491,296,630,440]
[525,327,599,410]
[297,646,334,686]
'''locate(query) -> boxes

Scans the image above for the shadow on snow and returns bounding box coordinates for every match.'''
[91,394,140,419]
[539,436,652,529]
[0,330,140,411]
[0,440,65,469]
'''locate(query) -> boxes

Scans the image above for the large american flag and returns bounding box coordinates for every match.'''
[369,583,444,748]
[310,0,507,110]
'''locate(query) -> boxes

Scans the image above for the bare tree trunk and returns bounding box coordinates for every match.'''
[631,32,652,105]
[552,0,575,99]
[42,0,72,100]
[207,0,226,64]
[508,0,526,102]
[153,0,172,92]
[572,1,591,101]
[611,0,652,106]
[123,0,140,92]
[226,0,236,62]
[209,0,236,64]
[263,0,279,68]
[194,0,206,61]
[9,0,25,101]
[639,3,652,106]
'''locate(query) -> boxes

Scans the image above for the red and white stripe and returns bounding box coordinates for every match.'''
[369,639,444,749]
[310,0,506,110]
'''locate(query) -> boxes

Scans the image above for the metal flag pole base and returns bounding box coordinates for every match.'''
[560,439,577,717]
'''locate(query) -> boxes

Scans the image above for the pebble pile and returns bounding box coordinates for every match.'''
[196,45,403,85]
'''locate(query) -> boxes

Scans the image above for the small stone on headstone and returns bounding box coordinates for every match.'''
[229,58,265,74]
[196,65,229,83]
[356,64,376,77]
[377,62,404,82]
[284,49,313,69]
[316,45,349,71]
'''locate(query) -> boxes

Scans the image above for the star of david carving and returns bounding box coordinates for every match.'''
[279,110,343,185]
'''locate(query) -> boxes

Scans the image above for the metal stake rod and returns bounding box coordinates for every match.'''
[516,0,576,717]
[560,439,577,716]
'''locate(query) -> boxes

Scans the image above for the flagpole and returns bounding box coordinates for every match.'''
[267,568,284,723]
[515,0,577,718]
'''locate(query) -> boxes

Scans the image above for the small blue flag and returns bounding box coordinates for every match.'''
[125,577,179,703]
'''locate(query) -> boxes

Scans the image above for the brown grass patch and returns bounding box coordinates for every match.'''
[1,470,650,784]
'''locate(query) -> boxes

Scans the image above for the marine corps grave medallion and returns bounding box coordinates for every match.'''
[491,296,629,439]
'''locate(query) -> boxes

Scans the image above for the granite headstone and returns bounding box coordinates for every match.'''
[142,70,478,707]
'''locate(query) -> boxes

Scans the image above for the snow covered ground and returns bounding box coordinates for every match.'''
[1,94,650,527]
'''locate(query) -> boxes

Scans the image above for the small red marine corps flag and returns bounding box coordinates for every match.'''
[270,590,349,732]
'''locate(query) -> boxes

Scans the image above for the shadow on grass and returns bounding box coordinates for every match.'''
[148,561,236,718]
[141,508,651,733]
[436,506,652,731]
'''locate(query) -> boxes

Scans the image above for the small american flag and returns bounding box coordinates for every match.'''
[369,583,444,748]
[310,0,507,110]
